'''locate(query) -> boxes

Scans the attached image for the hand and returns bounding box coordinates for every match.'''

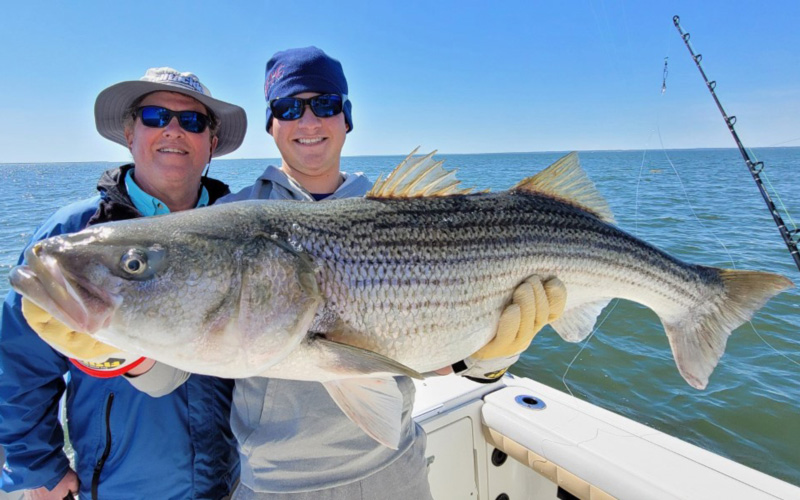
[23,468,79,500]
[22,298,147,378]
[458,276,567,382]
[473,276,566,359]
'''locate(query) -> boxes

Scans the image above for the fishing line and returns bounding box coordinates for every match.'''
[635,16,676,238]
[655,128,737,268]
[766,137,800,147]
[747,147,799,239]
[674,16,800,272]
[559,0,623,393]
[607,16,798,392]
[560,1,662,391]
[633,148,649,238]
[647,16,739,265]
[734,152,800,368]
[560,299,620,397]
[562,18,668,394]
[636,24,673,235]
[652,72,800,370]
[745,320,800,368]
[670,16,800,368]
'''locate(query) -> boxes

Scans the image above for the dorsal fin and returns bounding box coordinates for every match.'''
[511,152,615,223]
[367,148,474,199]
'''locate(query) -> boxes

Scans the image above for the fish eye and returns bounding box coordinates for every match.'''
[121,249,148,275]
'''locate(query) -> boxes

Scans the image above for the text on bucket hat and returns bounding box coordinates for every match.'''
[264,47,353,133]
[95,67,247,157]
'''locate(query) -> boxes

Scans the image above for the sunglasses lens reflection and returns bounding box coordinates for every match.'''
[138,106,208,133]
[270,94,344,121]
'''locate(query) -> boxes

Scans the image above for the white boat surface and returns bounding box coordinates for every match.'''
[414,374,800,500]
[1,374,796,499]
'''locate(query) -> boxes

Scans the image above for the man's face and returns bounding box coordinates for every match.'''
[124,91,217,192]
[270,92,348,185]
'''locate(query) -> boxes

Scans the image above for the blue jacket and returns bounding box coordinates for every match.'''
[0,165,239,499]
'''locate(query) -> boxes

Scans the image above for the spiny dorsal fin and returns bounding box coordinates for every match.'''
[367,148,474,199]
[511,152,615,224]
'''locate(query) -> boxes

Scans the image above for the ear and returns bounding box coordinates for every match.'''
[124,127,134,150]
[209,136,219,162]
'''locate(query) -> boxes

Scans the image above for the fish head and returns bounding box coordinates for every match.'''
[11,227,135,335]
[10,214,323,377]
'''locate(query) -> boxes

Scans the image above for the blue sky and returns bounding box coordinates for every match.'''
[1,0,798,163]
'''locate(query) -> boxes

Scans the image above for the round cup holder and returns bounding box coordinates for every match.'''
[514,394,546,410]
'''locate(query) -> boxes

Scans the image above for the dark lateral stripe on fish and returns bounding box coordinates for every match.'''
[303,222,663,257]
[326,235,699,275]
[317,236,704,293]
[290,214,688,271]
[276,196,720,310]
[327,249,703,309]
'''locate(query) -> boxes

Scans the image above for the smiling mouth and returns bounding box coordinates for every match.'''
[295,137,326,145]
[157,147,188,154]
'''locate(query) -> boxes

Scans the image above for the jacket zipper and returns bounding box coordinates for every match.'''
[92,392,114,500]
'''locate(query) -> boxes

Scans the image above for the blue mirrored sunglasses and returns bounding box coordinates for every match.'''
[269,94,346,121]
[136,106,210,133]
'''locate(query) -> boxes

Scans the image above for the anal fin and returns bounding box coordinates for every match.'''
[550,299,611,342]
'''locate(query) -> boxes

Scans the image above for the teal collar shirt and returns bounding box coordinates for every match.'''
[125,169,210,215]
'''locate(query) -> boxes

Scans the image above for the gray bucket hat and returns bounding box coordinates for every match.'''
[95,67,247,157]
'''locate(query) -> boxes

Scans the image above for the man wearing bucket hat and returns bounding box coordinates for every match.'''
[0,67,246,499]
[214,46,566,499]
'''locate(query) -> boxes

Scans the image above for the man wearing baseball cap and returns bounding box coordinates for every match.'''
[219,46,565,499]
[0,67,246,499]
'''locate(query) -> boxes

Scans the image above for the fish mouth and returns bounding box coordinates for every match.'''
[9,242,119,334]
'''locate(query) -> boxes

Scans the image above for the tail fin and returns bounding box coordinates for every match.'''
[664,269,793,389]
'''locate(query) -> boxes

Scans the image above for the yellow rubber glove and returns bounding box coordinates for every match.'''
[457,276,567,382]
[22,298,118,359]
[22,298,145,377]
[473,276,566,359]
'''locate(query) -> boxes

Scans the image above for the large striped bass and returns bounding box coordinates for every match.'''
[10,151,792,447]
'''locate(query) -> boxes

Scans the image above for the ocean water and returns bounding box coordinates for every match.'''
[1,148,798,486]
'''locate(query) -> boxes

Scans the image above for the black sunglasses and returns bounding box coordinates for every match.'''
[269,94,346,121]
[136,106,210,133]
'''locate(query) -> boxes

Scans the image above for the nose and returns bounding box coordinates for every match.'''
[162,116,185,136]
[297,104,321,128]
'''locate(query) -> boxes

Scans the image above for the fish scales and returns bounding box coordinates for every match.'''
[235,190,722,371]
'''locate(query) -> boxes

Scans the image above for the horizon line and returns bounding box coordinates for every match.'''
[2,145,799,166]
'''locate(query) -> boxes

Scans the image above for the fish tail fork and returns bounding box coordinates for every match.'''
[664,269,793,389]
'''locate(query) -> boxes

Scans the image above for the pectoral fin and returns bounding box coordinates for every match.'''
[314,338,423,379]
[323,376,404,449]
[314,339,423,449]
[261,338,422,448]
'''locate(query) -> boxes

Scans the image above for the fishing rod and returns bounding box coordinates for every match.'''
[673,15,800,273]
